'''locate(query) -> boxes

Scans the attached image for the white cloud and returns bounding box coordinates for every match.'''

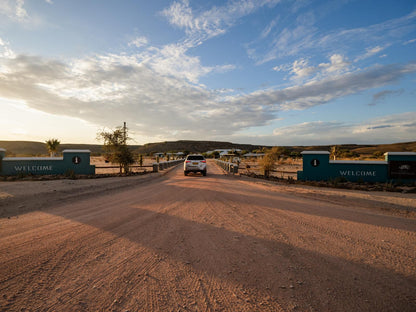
[354,112,416,138]
[271,112,416,145]
[0,52,412,143]
[0,37,15,59]
[273,120,347,137]
[354,45,389,62]
[233,62,416,110]
[403,38,416,45]
[161,0,195,33]
[291,59,318,80]
[162,0,281,46]
[0,0,48,26]
[146,43,211,83]
[260,16,279,39]
[250,7,416,65]
[133,42,235,84]
[367,46,385,55]
[0,0,28,21]
[0,48,414,143]
[0,52,260,139]
[261,22,317,64]
[128,36,148,48]
[272,63,291,72]
[272,54,351,83]
[123,2,251,86]
[319,54,350,74]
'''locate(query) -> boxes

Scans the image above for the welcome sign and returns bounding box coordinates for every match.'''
[14,164,53,173]
[297,151,416,183]
[0,149,95,176]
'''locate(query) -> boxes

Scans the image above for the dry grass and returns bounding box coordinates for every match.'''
[91,156,157,174]
[239,158,302,179]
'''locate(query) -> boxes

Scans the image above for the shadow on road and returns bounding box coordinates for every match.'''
[42,168,416,311]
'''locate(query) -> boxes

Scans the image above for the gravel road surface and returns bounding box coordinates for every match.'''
[1,161,415,311]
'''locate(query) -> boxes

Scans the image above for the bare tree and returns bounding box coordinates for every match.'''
[97,124,135,173]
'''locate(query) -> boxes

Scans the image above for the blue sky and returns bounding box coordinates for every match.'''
[0,0,415,146]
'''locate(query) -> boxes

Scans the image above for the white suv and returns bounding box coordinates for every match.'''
[184,154,207,176]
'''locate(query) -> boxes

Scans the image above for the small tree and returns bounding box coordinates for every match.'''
[259,147,280,178]
[45,138,60,157]
[97,125,135,173]
[330,145,340,160]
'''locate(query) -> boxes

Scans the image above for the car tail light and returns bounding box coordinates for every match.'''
[185,160,191,163]
[201,160,206,163]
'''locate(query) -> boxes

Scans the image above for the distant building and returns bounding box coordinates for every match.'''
[154,152,184,159]
[205,149,242,157]
[242,153,265,158]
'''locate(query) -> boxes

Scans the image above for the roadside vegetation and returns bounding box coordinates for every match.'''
[97,124,135,174]
[45,138,60,157]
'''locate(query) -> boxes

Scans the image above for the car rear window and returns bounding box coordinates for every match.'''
[187,155,205,160]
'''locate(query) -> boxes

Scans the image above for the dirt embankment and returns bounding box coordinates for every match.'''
[1,161,415,311]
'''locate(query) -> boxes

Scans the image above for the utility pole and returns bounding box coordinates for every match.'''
[123,122,127,145]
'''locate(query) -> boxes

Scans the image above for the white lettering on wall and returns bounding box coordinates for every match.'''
[339,170,376,177]
[14,165,52,172]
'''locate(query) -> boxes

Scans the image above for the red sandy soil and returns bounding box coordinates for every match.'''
[0,160,415,311]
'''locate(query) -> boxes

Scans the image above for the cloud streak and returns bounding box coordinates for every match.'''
[162,0,281,45]
[0,0,28,21]
[250,7,416,64]
[233,62,416,110]
[274,54,351,82]
[370,89,404,106]
[271,112,416,145]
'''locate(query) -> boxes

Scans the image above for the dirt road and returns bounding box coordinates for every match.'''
[1,161,415,311]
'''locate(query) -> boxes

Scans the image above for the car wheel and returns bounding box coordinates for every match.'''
[202,170,207,176]
[184,171,188,176]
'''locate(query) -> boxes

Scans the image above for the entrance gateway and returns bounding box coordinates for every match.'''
[0,149,95,176]
[297,151,416,183]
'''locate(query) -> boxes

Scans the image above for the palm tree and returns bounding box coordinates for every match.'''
[330,145,337,160]
[45,139,60,157]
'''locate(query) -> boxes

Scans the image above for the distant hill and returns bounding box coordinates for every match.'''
[1,140,415,156]
[135,140,269,154]
[285,142,416,155]
[0,141,106,156]
[348,141,416,154]
[0,140,267,156]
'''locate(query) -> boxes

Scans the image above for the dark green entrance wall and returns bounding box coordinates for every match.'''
[0,149,95,176]
[297,151,416,183]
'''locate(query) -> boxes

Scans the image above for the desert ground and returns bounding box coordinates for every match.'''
[0,160,415,311]
[91,156,156,175]
[238,158,301,180]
